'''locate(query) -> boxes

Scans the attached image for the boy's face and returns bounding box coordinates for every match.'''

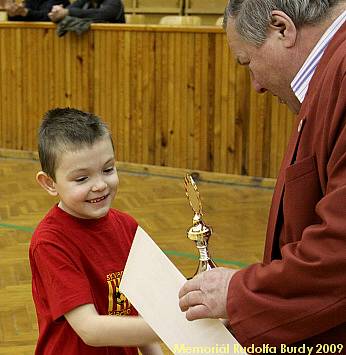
[53,137,118,219]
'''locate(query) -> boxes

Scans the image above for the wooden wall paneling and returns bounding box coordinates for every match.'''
[87,31,94,113]
[154,31,166,167]
[111,30,121,154]
[3,29,14,149]
[94,29,120,158]
[186,32,196,170]
[63,33,72,108]
[283,105,294,167]
[144,31,156,165]
[198,33,211,171]
[172,31,179,167]
[5,28,14,149]
[36,29,48,148]
[44,28,54,126]
[71,33,89,110]
[212,33,222,172]
[92,31,100,120]
[167,32,175,167]
[219,32,233,174]
[262,96,272,178]
[206,33,215,172]
[285,109,294,153]
[123,0,136,13]
[191,32,201,170]
[250,90,271,177]
[0,24,295,179]
[130,30,139,163]
[13,29,23,151]
[224,36,237,174]
[112,30,122,160]
[235,60,250,176]
[154,31,163,166]
[174,30,184,168]
[15,28,22,150]
[98,30,109,129]
[137,29,144,164]
[31,28,45,150]
[270,97,280,177]
[93,30,102,123]
[136,0,182,14]
[119,30,132,163]
[52,30,66,113]
[0,28,3,149]
[185,0,226,14]
[179,32,188,168]
[0,28,7,148]
[21,29,31,151]
[269,98,295,176]
[106,31,114,128]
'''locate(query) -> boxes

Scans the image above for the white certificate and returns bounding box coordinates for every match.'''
[120,226,244,354]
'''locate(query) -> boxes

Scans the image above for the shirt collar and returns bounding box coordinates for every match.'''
[291,10,346,103]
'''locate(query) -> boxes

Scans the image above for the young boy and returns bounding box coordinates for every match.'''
[31,108,162,355]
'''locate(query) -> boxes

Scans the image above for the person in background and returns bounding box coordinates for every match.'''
[179,0,346,351]
[31,108,162,355]
[6,0,69,21]
[48,0,124,23]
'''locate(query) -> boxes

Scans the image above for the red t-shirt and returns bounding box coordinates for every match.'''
[30,205,139,355]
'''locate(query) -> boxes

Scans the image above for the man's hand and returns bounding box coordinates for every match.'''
[48,5,68,22]
[178,267,238,321]
[6,3,28,17]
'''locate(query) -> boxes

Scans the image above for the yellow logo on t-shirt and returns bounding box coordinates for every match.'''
[106,271,132,315]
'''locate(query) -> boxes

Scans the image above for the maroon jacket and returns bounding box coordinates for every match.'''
[227,21,346,350]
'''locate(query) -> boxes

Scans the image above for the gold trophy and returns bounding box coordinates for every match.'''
[184,174,217,277]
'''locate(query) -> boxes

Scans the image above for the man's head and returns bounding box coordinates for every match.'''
[223,0,340,113]
[37,108,119,219]
[223,0,339,46]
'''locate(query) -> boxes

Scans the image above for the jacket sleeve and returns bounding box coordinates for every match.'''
[24,0,70,21]
[227,63,346,346]
[68,0,124,22]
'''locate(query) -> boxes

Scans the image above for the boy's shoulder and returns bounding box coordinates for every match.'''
[108,207,136,222]
[31,205,67,244]
[108,208,138,233]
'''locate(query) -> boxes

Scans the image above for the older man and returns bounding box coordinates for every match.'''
[179,0,346,349]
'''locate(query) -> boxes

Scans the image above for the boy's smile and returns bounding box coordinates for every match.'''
[51,137,118,219]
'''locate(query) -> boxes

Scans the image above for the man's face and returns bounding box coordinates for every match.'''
[226,18,299,113]
[53,137,119,219]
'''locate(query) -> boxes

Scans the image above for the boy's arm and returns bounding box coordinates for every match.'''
[65,303,161,347]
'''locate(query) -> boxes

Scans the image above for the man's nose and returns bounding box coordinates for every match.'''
[252,78,267,94]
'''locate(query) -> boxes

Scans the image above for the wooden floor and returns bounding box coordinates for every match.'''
[0,157,274,354]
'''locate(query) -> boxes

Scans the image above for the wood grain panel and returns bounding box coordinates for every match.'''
[0,23,295,178]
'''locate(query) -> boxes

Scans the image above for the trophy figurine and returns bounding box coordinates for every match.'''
[184,174,217,277]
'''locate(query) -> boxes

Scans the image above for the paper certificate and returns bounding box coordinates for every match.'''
[120,226,244,354]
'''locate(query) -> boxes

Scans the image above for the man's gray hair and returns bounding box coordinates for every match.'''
[223,0,340,46]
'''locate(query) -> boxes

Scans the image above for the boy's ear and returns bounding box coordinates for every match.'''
[36,171,58,196]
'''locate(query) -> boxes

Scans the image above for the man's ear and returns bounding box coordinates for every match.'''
[36,171,58,196]
[269,10,297,48]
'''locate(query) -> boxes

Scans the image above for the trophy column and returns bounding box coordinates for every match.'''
[184,174,217,277]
